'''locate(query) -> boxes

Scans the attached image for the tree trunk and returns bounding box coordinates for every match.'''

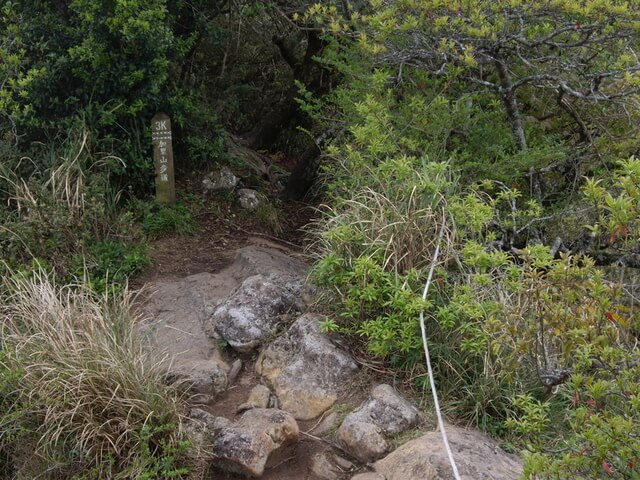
[283,142,321,199]
[495,59,528,152]
[245,31,326,150]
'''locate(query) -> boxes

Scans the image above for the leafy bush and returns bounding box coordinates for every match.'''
[72,240,151,293]
[309,159,455,352]
[522,358,640,479]
[0,1,232,191]
[310,0,640,186]
[306,10,639,477]
[312,151,640,469]
[583,157,640,252]
[315,255,429,357]
[0,270,191,479]
[1,0,173,127]
[141,202,198,239]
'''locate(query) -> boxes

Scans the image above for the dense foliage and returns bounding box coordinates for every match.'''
[305,1,640,478]
[0,271,191,478]
[0,0,238,189]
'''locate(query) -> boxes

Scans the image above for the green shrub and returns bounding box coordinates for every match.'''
[522,359,640,479]
[308,161,455,357]
[583,157,640,252]
[305,3,640,478]
[71,240,151,293]
[141,202,198,239]
[314,254,429,357]
[0,1,232,191]
[0,270,191,479]
[0,130,125,263]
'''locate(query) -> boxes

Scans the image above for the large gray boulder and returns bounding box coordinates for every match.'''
[140,272,235,399]
[212,408,299,477]
[337,384,420,463]
[209,273,306,352]
[139,243,308,399]
[354,425,523,480]
[256,314,359,420]
[230,242,308,281]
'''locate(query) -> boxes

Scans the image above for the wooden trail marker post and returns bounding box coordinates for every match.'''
[151,112,176,204]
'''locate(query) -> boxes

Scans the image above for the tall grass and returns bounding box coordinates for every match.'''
[307,162,457,276]
[0,129,129,275]
[0,270,190,479]
[3,130,123,231]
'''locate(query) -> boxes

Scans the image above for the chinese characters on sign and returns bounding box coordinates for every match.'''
[151,112,175,204]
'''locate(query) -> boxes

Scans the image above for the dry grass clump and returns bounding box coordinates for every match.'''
[0,130,129,274]
[309,185,453,274]
[0,270,189,479]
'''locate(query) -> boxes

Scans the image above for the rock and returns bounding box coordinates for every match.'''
[339,421,387,464]
[189,408,231,433]
[367,385,421,435]
[256,314,359,420]
[140,272,235,398]
[337,384,420,463]
[203,166,239,192]
[186,408,231,446]
[231,243,308,282]
[209,273,305,352]
[310,453,340,480]
[238,188,262,210]
[166,359,229,402]
[228,359,243,385]
[312,411,339,436]
[186,408,231,443]
[236,384,272,413]
[332,453,355,471]
[350,474,385,480]
[224,133,272,179]
[139,243,307,399]
[368,426,523,480]
[213,408,299,477]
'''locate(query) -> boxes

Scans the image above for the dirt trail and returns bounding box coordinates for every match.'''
[201,368,338,480]
[132,186,360,479]
[131,185,524,480]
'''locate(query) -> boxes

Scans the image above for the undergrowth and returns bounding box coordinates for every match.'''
[0,129,142,281]
[139,202,198,239]
[0,269,192,479]
[305,28,640,476]
[0,128,190,292]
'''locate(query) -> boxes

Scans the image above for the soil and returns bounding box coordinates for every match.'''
[131,173,313,288]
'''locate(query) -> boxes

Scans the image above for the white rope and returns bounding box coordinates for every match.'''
[419,217,462,480]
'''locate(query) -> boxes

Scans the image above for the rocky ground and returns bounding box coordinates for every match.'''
[132,164,523,479]
[135,238,521,479]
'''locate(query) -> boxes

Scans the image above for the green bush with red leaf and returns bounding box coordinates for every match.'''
[583,158,640,254]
